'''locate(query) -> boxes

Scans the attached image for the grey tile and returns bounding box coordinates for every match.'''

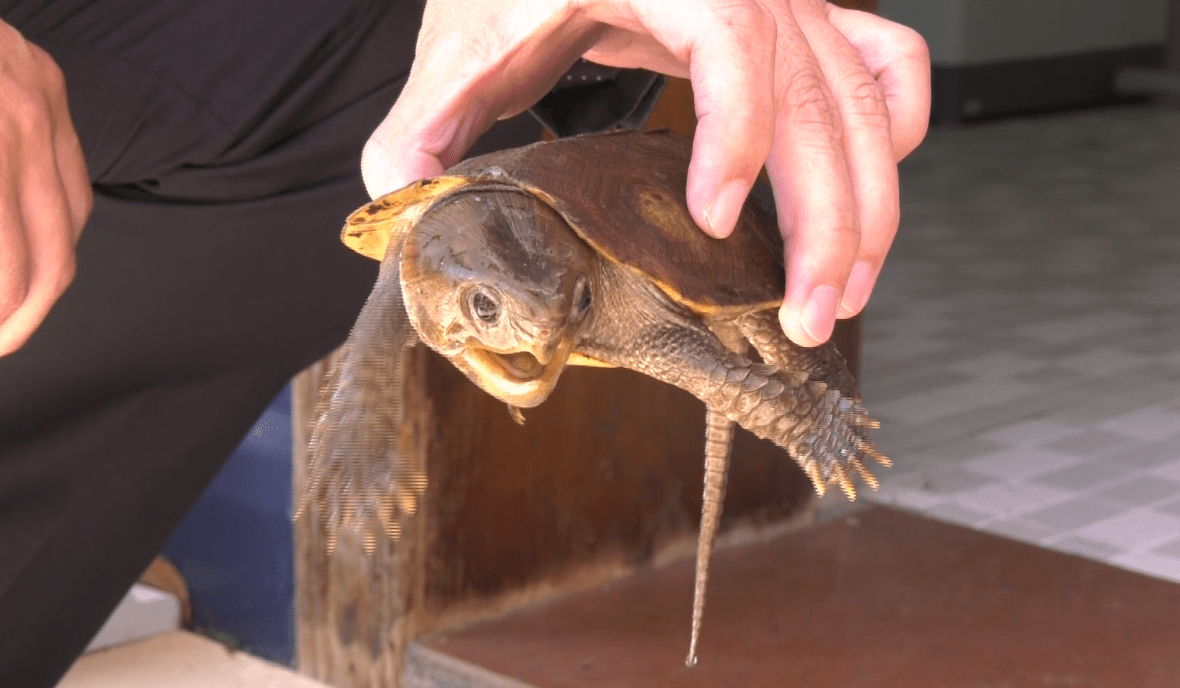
[906,436,1008,465]
[1079,510,1180,550]
[913,404,1032,441]
[913,468,996,496]
[1040,429,1137,457]
[1029,460,1128,491]
[966,448,1081,481]
[1092,476,1180,506]
[1107,436,1180,469]
[857,420,939,458]
[1050,535,1124,560]
[859,368,975,404]
[1046,399,1153,427]
[1150,535,1180,560]
[872,378,1038,425]
[978,419,1078,447]
[984,518,1062,544]
[1113,552,1180,583]
[1097,407,1180,442]
[945,352,1045,378]
[1150,459,1180,483]
[1019,366,1084,386]
[1018,314,1153,345]
[1024,497,1127,531]
[924,502,992,528]
[956,481,1070,521]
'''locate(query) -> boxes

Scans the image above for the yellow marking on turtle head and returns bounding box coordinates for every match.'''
[342,176,472,261]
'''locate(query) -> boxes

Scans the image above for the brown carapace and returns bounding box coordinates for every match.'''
[298,130,890,669]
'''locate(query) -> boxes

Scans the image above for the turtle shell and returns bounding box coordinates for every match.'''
[344,130,785,314]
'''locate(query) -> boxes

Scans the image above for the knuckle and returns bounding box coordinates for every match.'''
[839,72,891,132]
[37,52,67,92]
[894,25,931,64]
[779,67,840,140]
[841,72,887,114]
[710,0,774,42]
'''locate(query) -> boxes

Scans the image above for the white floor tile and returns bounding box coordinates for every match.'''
[964,448,1082,481]
[1078,510,1180,552]
[862,104,1180,585]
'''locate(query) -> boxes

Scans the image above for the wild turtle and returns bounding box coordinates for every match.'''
[301,129,889,667]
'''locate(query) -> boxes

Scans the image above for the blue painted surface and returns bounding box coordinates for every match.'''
[162,386,296,665]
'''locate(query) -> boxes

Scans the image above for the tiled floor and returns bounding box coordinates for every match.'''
[860,103,1180,584]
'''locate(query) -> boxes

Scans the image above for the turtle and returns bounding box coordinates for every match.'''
[300,129,889,668]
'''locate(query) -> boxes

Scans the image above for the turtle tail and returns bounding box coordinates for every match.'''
[686,409,733,669]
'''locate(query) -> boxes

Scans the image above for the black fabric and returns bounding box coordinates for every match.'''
[0,1,536,685]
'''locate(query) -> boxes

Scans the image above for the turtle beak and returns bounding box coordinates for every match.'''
[454,332,576,408]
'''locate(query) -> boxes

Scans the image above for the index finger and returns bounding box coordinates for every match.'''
[764,4,860,347]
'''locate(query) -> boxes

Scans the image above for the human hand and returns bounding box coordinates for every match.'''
[362,0,929,347]
[0,20,92,356]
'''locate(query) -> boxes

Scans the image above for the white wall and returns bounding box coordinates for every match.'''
[878,0,1169,66]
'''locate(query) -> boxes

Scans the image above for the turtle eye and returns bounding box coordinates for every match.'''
[469,289,501,325]
[571,277,592,321]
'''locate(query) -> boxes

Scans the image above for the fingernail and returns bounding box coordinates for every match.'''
[801,285,840,345]
[838,260,875,318]
[703,180,751,238]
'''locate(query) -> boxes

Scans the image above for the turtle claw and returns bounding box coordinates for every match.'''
[803,460,827,496]
[792,393,890,501]
[850,458,880,490]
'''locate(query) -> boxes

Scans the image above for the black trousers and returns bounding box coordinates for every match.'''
[0,1,537,684]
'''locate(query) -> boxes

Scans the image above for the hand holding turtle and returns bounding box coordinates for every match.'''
[0,20,92,357]
[361,0,930,347]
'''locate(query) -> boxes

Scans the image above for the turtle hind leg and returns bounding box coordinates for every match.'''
[686,408,733,668]
[735,309,859,400]
[730,310,888,498]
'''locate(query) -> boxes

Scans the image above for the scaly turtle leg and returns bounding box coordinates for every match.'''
[589,316,887,502]
[736,309,860,400]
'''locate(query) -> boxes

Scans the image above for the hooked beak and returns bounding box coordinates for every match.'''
[454,332,577,407]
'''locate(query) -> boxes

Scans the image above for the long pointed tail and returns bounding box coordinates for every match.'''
[686,409,733,668]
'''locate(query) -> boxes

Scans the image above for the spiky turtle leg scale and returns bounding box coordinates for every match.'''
[601,319,888,500]
[734,309,889,494]
[735,309,860,401]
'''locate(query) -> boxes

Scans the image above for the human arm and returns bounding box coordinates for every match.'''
[361,0,930,347]
[0,19,92,357]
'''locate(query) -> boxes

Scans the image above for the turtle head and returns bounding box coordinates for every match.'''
[400,187,596,407]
